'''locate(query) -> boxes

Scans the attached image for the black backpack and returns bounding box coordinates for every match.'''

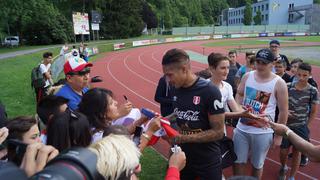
[31,65,45,89]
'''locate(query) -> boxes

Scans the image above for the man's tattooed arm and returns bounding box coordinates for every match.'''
[175,113,225,144]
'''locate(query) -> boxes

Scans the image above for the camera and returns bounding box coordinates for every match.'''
[1,147,103,180]
[31,147,103,180]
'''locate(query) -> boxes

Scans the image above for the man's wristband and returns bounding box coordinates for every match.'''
[142,133,151,141]
[284,129,293,138]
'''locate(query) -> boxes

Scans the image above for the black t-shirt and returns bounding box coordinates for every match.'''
[277,54,290,71]
[173,77,225,166]
[226,62,241,95]
[281,73,291,83]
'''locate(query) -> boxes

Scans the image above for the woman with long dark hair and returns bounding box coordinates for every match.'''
[78,88,149,143]
[46,109,91,152]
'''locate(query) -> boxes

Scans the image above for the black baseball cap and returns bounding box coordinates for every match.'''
[256,48,275,64]
[269,40,280,46]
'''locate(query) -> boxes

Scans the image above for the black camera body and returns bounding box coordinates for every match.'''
[31,147,103,180]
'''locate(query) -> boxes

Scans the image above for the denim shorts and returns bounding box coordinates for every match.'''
[233,128,273,169]
[281,124,309,149]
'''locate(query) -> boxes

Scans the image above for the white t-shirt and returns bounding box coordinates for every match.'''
[91,108,142,143]
[219,81,234,135]
[39,63,51,87]
[220,81,234,112]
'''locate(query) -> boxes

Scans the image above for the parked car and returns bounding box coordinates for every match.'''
[2,36,19,46]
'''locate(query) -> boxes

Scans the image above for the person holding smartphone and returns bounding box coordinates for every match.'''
[5,116,41,166]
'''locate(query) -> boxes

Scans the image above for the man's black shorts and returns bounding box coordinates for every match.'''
[180,162,222,180]
[280,124,309,149]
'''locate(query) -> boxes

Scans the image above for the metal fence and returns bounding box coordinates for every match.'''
[172,24,310,35]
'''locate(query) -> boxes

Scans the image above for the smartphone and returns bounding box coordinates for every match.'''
[7,139,27,160]
[133,126,143,146]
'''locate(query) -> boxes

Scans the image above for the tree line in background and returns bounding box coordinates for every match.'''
[0,0,318,45]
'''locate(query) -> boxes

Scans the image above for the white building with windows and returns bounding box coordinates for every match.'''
[220,0,313,26]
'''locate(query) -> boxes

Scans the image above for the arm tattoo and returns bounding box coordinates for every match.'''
[178,114,225,144]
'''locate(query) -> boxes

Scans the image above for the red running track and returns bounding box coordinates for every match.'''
[91,40,320,180]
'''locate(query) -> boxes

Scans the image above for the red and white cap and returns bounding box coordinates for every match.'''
[64,57,92,74]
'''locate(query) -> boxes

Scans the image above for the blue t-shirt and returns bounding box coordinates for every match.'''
[55,84,89,110]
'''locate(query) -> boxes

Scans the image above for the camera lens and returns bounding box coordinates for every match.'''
[30,147,103,180]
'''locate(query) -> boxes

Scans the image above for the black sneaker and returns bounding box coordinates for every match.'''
[300,156,309,166]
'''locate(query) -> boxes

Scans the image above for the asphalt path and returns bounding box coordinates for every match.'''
[0,46,60,60]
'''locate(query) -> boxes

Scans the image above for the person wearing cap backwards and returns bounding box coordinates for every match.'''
[233,49,288,179]
[269,40,290,71]
[55,57,92,110]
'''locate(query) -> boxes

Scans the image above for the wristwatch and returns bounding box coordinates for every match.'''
[284,129,293,139]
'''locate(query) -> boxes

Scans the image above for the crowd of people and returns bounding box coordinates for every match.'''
[0,39,319,180]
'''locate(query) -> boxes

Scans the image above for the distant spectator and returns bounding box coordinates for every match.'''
[37,95,68,126]
[289,58,318,89]
[6,116,41,166]
[59,43,69,56]
[235,51,256,88]
[55,57,92,110]
[269,40,290,71]
[275,60,291,83]
[226,50,241,96]
[83,44,89,62]
[195,68,212,79]
[274,60,291,123]
[46,110,91,152]
[278,63,319,180]
[289,58,318,166]
[154,75,175,117]
[79,42,85,59]
[37,95,69,144]
[71,45,80,58]
[35,52,54,103]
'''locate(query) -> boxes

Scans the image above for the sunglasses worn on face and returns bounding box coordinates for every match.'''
[270,45,279,48]
[68,68,90,76]
[256,59,269,65]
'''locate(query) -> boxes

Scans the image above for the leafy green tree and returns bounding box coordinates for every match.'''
[99,0,144,39]
[142,2,158,29]
[243,0,252,25]
[0,0,72,45]
[253,10,262,25]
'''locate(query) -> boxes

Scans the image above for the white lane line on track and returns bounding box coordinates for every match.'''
[151,46,206,71]
[123,53,157,86]
[106,53,160,108]
[138,49,162,75]
[266,157,318,180]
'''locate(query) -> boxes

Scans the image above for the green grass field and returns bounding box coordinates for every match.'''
[0,34,181,55]
[0,40,167,180]
[203,36,320,47]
